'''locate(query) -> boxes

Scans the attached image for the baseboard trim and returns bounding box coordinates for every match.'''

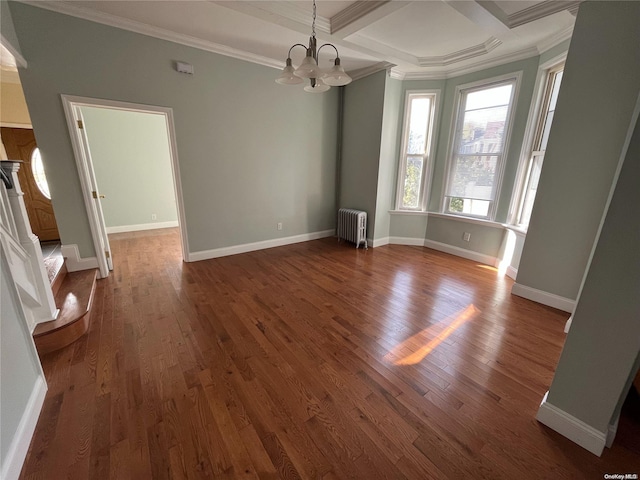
[423,239,497,267]
[188,229,335,262]
[564,315,573,333]
[506,265,518,280]
[389,236,426,246]
[536,391,606,456]
[511,283,575,313]
[1,375,47,480]
[371,237,389,247]
[105,220,178,234]
[60,244,99,272]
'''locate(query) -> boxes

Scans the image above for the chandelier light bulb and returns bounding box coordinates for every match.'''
[322,58,352,87]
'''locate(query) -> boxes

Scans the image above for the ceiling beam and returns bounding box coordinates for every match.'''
[329,1,411,38]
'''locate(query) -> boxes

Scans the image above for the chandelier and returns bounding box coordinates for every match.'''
[276,0,352,92]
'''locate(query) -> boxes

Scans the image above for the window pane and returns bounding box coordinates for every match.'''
[448,155,497,201]
[465,84,513,111]
[31,148,51,199]
[459,105,508,154]
[519,154,544,225]
[407,97,432,154]
[539,110,555,151]
[402,156,423,208]
[448,197,490,217]
[548,71,563,111]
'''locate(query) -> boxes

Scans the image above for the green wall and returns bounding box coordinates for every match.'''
[0,0,22,59]
[516,0,640,300]
[10,2,338,257]
[339,70,386,239]
[80,107,178,230]
[546,106,640,434]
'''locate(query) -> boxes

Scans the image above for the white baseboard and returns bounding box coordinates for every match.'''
[371,237,389,247]
[606,415,619,448]
[389,236,426,246]
[506,265,518,280]
[105,220,178,234]
[188,229,335,262]
[564,315,573,333]
[511,283,575,313]
[1,375,47,480]
[423,238,497,267]
[60,244,99,272]
[536,391,606,456]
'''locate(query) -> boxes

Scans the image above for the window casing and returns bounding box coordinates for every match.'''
[443,74,520,220]
[396,91,438,211]
[514,65,564,227]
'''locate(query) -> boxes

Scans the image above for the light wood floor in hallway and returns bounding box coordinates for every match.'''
[20,228,639,479]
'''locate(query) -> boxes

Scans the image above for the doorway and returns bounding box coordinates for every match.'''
[61,96,188,278]
[1,127,60,241]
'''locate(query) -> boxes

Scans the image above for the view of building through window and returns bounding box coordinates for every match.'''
[444,79,517,219]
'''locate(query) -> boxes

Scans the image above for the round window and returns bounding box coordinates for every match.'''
[31,148,51,199]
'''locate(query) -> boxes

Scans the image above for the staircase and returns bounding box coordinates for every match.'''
[32,258,98,355]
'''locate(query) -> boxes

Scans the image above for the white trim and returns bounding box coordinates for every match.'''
[60,244,99,272]
[389,47,539,81]
[423,238,497,267]
[536,391,606,456]
[389,236,425,246]
[441,71,523,221]
[0,34,27,68]
[417,37,502,67]
[0,375,47,480]
[350,62,395,82]
[105,220,178,234]
[506,265,518,280]
[21,1,282,71]
[371,237,389,248]
[428,212,504,229]
[388,210,429,216]
[507,1,582,29]
[564,315,573,333]
[511,283,575,313]
[188,229,335,262]
[395,89,440,212]
[61,95,190,274]
[606,416,619,449]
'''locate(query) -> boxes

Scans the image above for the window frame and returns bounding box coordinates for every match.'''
[395,89,440,212]
[441,72,522,221]
[509,56,566,227]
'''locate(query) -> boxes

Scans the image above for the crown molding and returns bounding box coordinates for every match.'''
[0,34,27,68]
[349,61,395,82]
[536,24,574,54]
[507,1,582,28]
[330,1,388,34]
[19,0,283,70]
[391,45,539,81]
[418,37,502,67]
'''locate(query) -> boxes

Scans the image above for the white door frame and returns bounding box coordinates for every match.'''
[61,95,189,277]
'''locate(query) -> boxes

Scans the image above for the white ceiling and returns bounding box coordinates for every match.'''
[8,0,580,80]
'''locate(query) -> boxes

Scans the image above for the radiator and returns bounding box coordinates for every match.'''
[337,208,368,249]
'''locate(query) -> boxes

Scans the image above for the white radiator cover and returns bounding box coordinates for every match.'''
[337,208,368,249]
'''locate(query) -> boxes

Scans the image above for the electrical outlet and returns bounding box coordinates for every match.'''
[277,222,283,231]
[151,213,157,220]
[463,232,471,242]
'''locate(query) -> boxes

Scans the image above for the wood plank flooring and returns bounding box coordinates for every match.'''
[20,228,639,479]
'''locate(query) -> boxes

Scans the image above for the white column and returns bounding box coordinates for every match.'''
[1,161,58,326]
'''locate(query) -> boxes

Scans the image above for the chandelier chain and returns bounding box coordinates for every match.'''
[312,0,317,39]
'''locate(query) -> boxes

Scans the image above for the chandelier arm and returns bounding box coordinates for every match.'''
[316,43,340,63]
[287,43,309,59]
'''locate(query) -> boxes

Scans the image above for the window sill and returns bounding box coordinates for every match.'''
[503,224,528,237]
[389,210,430,216]
[428,212,503,229]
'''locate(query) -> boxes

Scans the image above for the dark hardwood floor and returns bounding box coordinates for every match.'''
[20,228,639,479]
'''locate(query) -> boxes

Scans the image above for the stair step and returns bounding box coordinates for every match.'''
[33,269,98,355]
[47,257,67,296]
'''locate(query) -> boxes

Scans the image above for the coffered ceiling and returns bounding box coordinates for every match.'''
[9,1,580,80]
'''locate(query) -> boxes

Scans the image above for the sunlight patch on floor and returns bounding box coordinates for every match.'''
[384,304,480,366]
